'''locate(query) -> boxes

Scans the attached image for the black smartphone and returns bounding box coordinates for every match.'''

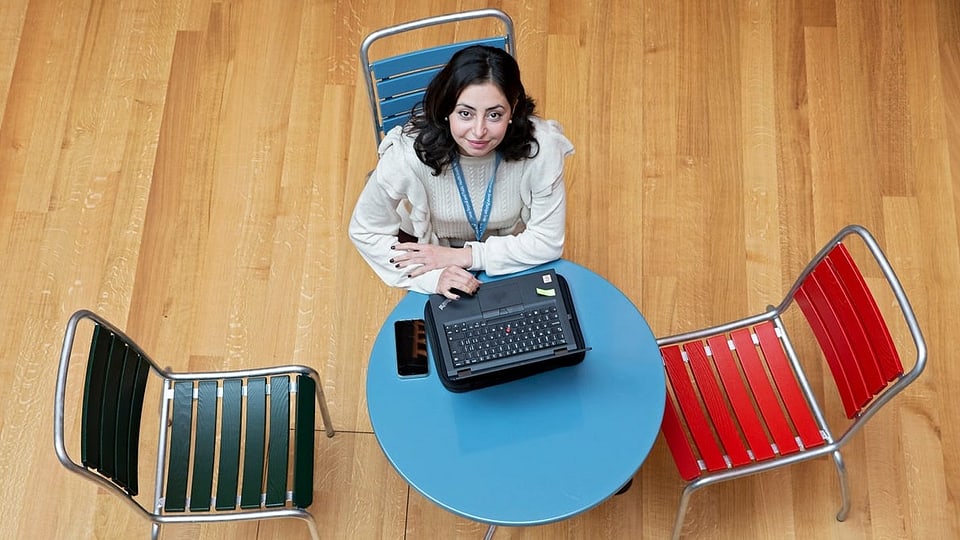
[394,319,428,377]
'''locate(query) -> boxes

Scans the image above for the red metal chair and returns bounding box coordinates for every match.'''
[657,225,926,539]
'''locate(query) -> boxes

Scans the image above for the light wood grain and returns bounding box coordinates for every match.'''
[1,0,957,538]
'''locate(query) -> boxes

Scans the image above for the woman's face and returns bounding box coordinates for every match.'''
[448,82,512,157]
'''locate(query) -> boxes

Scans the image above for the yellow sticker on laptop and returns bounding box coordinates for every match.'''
[536,287,556,297]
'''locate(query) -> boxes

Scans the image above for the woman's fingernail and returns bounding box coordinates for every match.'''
[390,245,396,250]
[389,258,395,263]
[395,264,400,268]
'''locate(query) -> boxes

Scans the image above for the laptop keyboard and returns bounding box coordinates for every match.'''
[444,305,568,368]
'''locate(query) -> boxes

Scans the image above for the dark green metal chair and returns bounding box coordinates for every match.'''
[54,310,335,539]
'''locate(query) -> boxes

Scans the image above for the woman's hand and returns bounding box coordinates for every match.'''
[390,242,472,277]
[435,266,482,300]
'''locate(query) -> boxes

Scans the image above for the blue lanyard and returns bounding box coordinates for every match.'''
[451,152,502,241]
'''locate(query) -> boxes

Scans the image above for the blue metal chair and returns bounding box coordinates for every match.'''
[359,9,516,148]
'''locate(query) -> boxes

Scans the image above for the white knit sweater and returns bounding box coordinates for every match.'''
[349,117,575,294]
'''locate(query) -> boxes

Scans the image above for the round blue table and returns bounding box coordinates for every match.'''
[366,259,665,527]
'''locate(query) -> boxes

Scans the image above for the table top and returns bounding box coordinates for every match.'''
[365,259,665,526]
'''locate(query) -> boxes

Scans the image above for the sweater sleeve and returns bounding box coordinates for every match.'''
[466,119,574,275]
[348,128,443,295]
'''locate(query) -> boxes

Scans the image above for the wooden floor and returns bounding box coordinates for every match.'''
[1,0,957,538]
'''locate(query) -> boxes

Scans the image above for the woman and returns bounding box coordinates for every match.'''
[349,45,574,300]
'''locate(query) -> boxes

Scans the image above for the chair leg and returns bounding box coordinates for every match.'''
[831,450,851,521]
[151,522,160,540]
[305,515,321,540]
[483,524,497,540]
[671,483,696,540]
[314,385,336,438]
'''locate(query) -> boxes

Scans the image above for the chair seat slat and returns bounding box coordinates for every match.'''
[293,375,316,508]
[661,345,727,473]
[164,381,194,512]
[706,334,775,461]
[684,341,751,467]
[189,381,218,511]
[266,376,291,508]
[240,378,267,509]
[730,329,799,455]
[215,379,243,511]
[753,322,825,449]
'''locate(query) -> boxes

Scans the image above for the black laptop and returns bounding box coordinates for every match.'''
[423,269,588,392]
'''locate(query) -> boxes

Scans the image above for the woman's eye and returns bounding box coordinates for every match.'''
[488,112,503,121]
[457,110,472,119]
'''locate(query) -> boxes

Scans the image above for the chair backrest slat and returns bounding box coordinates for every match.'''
[813,262,885,394]
[81,325,112,469]
[164,381,194,512]
[374,66,442,102]
[828,244,904,380]
[705,334,775,461]
[661,345,728,473]
[370,37,507,80]
[795,242,905,418]
[795,283,860,418]
[265,376,291,507]
[240,377,267,509]
[378,90,431,122]
[97,335,128,479]
[113,346,148,494]
[292,375,316,508]
[125,355,150,495]
[215,379,243,510]
[81,324,150,495]
[189,380,218,511]
[753,322,825,449]
[684,340,751,467]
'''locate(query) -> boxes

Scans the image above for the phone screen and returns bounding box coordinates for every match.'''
[394,319,428,377]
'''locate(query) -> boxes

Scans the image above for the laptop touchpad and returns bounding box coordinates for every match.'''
[479,283,522,316]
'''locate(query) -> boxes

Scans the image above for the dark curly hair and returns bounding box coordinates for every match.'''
[405,45,539,175]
